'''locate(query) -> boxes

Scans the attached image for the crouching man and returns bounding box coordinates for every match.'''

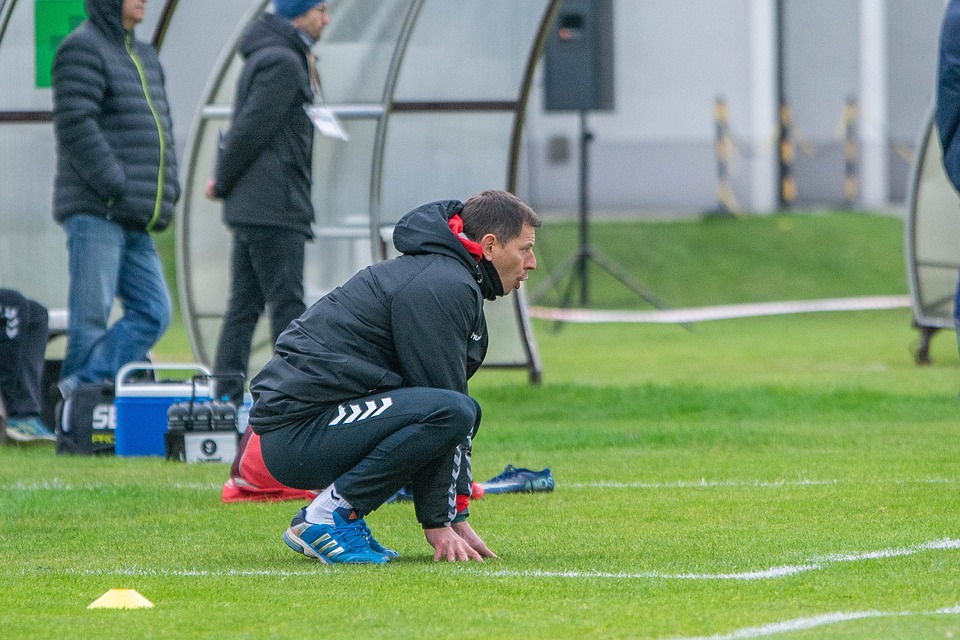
[249,190,540,564]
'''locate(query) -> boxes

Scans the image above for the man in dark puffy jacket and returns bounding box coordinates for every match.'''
[251,190,540,564]
[205,0,329,403]
[52,0,179,398]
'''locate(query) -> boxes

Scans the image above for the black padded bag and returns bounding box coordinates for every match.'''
[55,381,115,455]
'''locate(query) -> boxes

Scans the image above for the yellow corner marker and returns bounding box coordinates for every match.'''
[87,589,155,610]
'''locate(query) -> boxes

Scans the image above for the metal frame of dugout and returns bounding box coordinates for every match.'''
[0,0,560,385]
[176,0,561,384]
[906,107,960,365]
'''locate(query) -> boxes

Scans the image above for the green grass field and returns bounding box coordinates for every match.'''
[4,212,960,639]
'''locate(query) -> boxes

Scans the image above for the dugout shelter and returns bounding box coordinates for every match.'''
[0,0,557,383]
[906,108,960,364]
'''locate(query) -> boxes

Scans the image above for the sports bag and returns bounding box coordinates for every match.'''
[221,428,319,503]
[55,381,116,455]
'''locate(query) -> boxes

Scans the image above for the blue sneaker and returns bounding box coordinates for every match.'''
[5,416,56,443]
[282,507,394,564]
[362,520,400,559]
[480,464,555,494]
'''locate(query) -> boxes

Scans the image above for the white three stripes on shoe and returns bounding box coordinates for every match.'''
[328,397,393,425]
[311,534,343,558]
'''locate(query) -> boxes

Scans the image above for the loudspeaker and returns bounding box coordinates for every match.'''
[544,0,615,112]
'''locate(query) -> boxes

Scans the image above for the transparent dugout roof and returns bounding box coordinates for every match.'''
[176,0,558,381]
[0,0,556,384]
[906,109,960,331]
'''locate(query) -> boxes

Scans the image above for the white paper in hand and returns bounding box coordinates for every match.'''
[304,105,349,141]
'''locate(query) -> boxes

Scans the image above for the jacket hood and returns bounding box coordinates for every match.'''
[239,13,308,59]
[86,0,126,43]
[393,200,503,300]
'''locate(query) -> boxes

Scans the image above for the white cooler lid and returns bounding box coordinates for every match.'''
[115,362,212,398]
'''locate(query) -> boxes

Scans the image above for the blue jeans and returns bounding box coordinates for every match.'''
[955,273,960,354]
[955,272,960,333]
[60,215,171,394]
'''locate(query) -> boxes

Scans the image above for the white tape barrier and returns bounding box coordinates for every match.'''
[528,295,911,324]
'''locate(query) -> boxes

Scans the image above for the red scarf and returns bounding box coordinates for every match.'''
[447,214,483,263]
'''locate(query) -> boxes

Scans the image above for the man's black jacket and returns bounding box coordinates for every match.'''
[250,199,500,431]
[213,13,315,238]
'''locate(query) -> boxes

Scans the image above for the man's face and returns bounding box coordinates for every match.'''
[122,0,146,30]
[297,2,330,41]
[484,224,537,293]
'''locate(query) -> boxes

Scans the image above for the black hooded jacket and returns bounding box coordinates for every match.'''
[249,199,501,431]
[212,13,315,237]
[52,0,179,232]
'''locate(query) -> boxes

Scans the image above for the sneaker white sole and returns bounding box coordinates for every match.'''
[282,528,334,564]
[5,428,47,442]
[282,527,390,564]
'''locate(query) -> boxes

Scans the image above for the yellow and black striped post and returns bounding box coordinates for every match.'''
[842,98,858,208]
[713,96,741,215]
[778,100,796,209]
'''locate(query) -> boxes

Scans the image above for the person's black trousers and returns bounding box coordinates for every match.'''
[260,387,480,528]
[214,225,306,402]
[0,289,48,418]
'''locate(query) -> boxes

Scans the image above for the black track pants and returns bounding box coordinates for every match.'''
[260,387,480,528]
[213,226,306,403]
[0,289,48,418]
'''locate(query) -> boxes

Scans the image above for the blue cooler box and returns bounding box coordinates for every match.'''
[114,362,211,457]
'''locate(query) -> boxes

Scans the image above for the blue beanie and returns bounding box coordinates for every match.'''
[273,0,324,19]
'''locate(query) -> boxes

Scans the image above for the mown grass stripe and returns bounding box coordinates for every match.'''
[7,477,958,493]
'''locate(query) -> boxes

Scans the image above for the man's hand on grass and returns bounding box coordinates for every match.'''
[424,525,493,562]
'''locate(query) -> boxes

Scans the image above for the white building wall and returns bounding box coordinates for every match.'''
[518,0,946,215]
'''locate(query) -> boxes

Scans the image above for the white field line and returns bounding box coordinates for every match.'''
[6,477,959,493]
[22,538,960,584]
[471,539,960,582]
[2,479,223,491]
[667,605,960,640]
[528,295,911,324]
[48,566,331,578]
[564,477,960,489]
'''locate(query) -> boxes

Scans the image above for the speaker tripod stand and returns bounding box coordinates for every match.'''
[531,110,672,313]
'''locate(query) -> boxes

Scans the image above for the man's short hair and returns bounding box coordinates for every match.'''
[460,190,541,244]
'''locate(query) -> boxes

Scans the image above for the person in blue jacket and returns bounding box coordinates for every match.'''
[937,0,960,349]
[52,0,179,398]
[251,190,540,564]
